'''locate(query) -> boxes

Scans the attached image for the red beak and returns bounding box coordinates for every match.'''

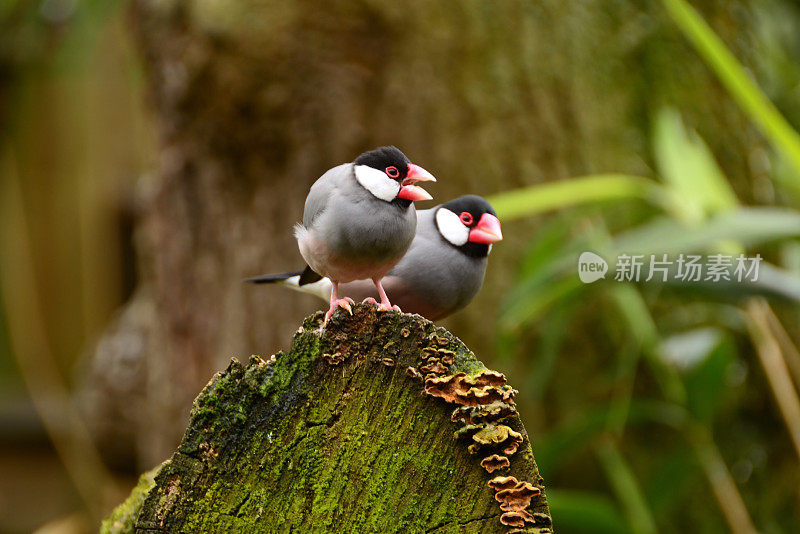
[468,213,503,244]
[404,163,436,185]
[398,163,436,202]
[397,185,433,201]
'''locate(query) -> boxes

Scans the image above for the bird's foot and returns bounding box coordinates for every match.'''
[324,297,354,321]
[362,297,400,313]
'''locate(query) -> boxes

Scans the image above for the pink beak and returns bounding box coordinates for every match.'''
[397,163,436,202]
[468,213,503,244]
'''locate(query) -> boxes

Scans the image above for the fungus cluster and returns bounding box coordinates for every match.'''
[414,335,551,532]
[488,476,545,529]
[316,306,551,532]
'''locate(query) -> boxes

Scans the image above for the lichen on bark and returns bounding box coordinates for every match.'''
[104,304,551,533]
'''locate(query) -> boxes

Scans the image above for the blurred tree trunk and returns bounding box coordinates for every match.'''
[80,0,762,469]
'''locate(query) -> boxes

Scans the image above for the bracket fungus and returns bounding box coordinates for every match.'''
[481,454,510,473]
[491,476,541,511]
[420,345,551,531]
[405,366,422,380]
[420,359,449,375]
[468,424,524,455]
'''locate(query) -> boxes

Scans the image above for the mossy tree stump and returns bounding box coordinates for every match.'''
[103,304,551,533]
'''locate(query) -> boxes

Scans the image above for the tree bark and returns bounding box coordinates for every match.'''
[101,304,552,533]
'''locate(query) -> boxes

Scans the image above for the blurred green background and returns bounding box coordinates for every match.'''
[2,0,800,532]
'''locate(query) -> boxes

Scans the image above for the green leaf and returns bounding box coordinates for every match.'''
[645,447,697,516]
[486,174,666,222]
[661,0,800,181]
[499,276,583,331]
[662,262,800,304]
[502,208,800,329]
[609,285,687,405]
[670,330,736,423]
[653,108,739,222]
[595,440,658,534]
[611,208,800,255]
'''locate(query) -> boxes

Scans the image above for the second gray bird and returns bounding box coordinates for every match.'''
[247,195,502,320]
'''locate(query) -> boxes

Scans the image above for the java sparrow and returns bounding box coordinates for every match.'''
[287,146,436,321]
[246,195,502,321]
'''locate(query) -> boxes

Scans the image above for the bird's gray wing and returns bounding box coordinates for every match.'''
[302,163,352,228]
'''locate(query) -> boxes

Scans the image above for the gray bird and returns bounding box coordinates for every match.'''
[288,146,436,321]
[246,195,502,321]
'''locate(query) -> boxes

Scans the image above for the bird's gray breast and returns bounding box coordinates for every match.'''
[328,196,416,260]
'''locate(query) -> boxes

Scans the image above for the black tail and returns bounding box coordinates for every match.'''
[298,265,323,285]
[243,270,304,284]
[244,265,323,285]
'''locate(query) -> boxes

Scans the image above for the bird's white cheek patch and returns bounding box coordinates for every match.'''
[436,208,469,246]
[354,164,401,202]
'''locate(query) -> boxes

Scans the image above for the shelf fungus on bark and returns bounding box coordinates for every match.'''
[481,454,510,473]
[405,366,423,380]
[452,399,518,424]
[420,359,449,375]
[467,424,523,455]
[419,349,551,531]
[488,476,549,530]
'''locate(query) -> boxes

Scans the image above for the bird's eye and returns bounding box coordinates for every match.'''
[385,166,400,179]
[459,212,473,225]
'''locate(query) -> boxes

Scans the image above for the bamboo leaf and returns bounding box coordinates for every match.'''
[661,0,800,180]
[595,440,658,534]
[487,175,665,221]
[653,107,739,222]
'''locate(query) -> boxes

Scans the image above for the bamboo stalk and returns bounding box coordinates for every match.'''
[762,303,800,391]
[687,423,759,534]
[746,298,800,461]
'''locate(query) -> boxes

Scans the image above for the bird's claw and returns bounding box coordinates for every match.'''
[325,298,354,321]
[362,297,399,312]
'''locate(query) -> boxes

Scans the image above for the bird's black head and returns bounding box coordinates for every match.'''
[352,146,436,206]
[354,146,411,182]
[435,195,502,258]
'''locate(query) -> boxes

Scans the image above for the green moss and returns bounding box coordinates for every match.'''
[107,304,551,532]
[100,464,162,534]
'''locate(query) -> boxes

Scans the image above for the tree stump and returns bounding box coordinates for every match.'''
[102,304,552,533]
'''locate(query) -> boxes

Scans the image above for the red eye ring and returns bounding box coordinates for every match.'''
[385,166,400,178]
[459,212,473,225]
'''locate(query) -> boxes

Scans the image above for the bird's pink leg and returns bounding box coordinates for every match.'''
[325,281,354,321]
[371,278,400,312]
